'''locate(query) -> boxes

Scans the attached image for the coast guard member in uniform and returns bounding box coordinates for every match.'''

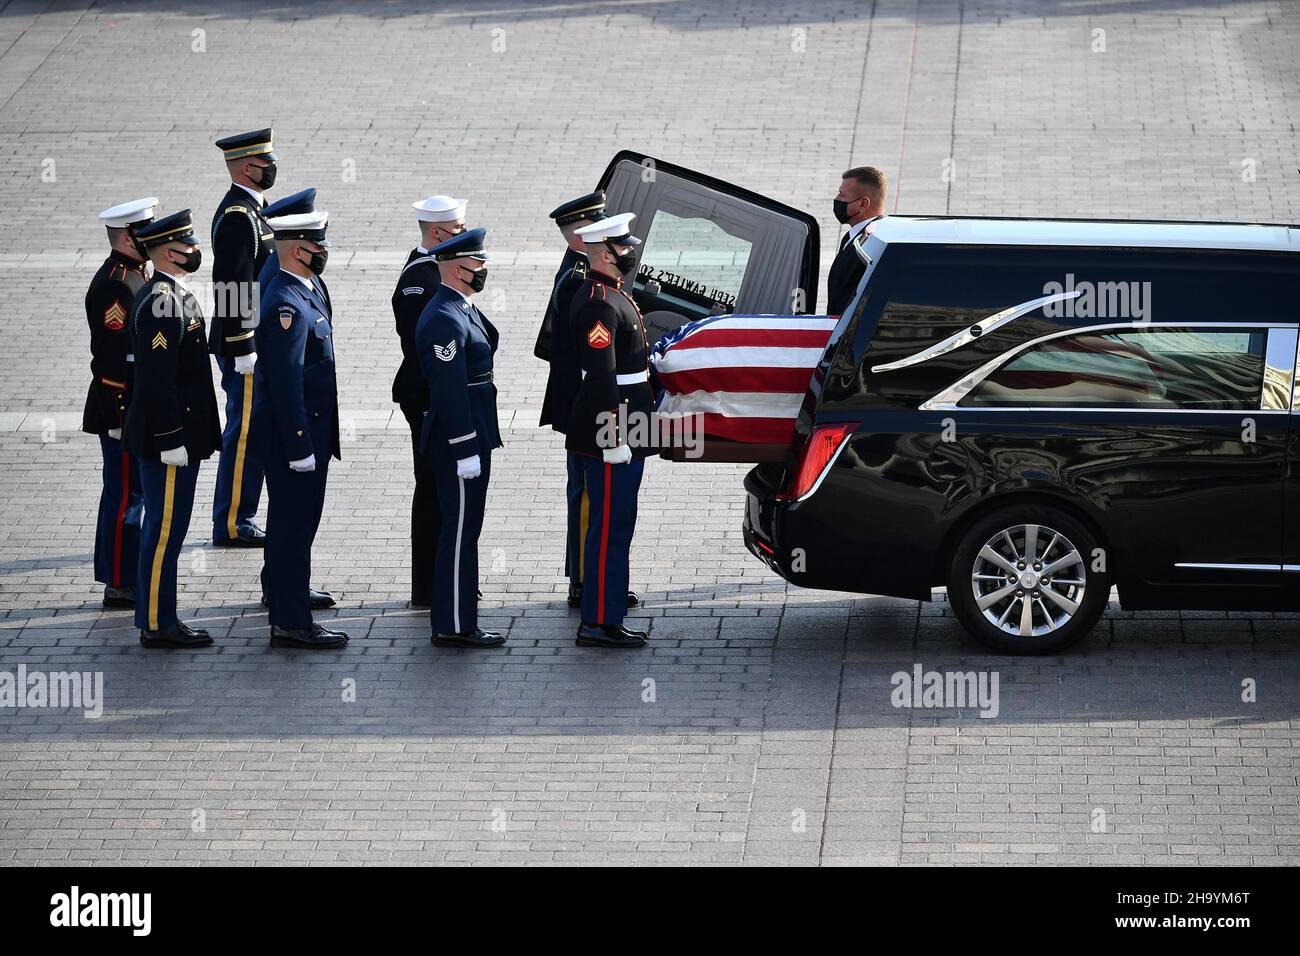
[251,209,347,649]
[536,192,637,614]
[567,213,656,649]
[393,195,467,607]
[415,227,504,648]
[124,210,221,648]
[84,196,157,609]
[210,128,277,548]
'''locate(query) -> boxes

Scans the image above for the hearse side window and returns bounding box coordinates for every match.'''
[960,327,1268,410]
[635,209,751,313]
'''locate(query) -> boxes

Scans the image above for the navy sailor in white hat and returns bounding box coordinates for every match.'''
[394,195,468,607]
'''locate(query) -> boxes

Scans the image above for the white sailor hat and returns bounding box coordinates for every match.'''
[412,195,467,223]
[98,197,159,229]
[574,211,641,247]
[266,210,330,245]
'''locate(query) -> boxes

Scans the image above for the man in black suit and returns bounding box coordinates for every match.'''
[825,165,887,316]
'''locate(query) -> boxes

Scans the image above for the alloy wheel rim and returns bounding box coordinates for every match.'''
[970,523,1086,637]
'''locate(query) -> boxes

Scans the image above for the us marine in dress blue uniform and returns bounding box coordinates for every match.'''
[393,195,468,607]
[83,197,157,610]
[415,227,504,648]
[536,191,637,615]
[566,213,656,649]
[251,209,348,650]
[210,128,278,548]
[123,210,222,649]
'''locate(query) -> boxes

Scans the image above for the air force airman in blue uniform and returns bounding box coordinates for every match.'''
[258,187,332,316]
[124,210,222,649]
[84,196,157,610]
[210,128,278,548]
[415,227,504,648]
[566,213,656,649]
[251,209,348,650]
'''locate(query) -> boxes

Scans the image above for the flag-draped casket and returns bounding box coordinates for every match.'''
[650,314,838,450]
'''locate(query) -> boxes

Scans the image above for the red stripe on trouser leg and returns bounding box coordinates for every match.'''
[598,462,611,622]
[113,449,130,587]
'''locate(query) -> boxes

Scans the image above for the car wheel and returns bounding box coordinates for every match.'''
[946,505,1110,655]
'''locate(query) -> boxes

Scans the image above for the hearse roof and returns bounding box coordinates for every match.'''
[872,215,1300,254]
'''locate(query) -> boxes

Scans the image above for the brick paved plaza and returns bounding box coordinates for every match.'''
[2,0,1299,865]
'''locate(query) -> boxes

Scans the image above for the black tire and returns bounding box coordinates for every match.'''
[946,504,1110,655]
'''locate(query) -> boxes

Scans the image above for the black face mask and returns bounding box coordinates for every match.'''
[832,198,855,225]
[127,231,149,262]
[605,242,637,275]
[461,265,487,293]
[305,248,328,276]
[256,163,278,190]
[174,248,202,274]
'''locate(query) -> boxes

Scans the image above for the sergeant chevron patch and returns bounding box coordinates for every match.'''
[103,302,126,330]
[587,321,611,349]
[150,331,167,351]
[434,341,457,362]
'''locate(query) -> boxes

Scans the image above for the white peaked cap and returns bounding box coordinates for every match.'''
[574,211,640,245]
[98,197,159,228]
[413,195,468,223]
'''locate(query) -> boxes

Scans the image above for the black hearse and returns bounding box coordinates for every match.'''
[590,153,1300,654]
[745,217,1300,653]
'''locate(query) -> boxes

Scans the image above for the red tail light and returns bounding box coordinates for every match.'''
[776,423,853,500]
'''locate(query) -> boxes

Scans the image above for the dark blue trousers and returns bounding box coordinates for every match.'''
[94,433,142,588]
[212,356,264,541]
[261,456,329,630]
[135,459,200,632]
[429,449,491,635]
[579,455,645,627]
[564,452,588,587]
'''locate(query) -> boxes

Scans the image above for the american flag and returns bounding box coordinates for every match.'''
[651,314,838,445]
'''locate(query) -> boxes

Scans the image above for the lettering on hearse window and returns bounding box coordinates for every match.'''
[637,265,737,311]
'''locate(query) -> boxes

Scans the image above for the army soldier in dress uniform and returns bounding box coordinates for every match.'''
[251,210,348,650]
[393,195,467,607]
[566,213,656,649]
[124,210,222,649]
[84,197,157,609]
[536,191,638,615]
[210,128,278,548]
[415,228,504,648]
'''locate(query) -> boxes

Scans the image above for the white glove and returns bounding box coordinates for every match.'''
[602,444,633,465]
[233,353,257,375]
[159,446,188,468]
[456,455,482,479]
[107,428,122,441]
[289,454,316,473]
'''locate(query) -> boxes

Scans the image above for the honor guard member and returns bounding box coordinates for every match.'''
[84,197,157,609]
[393,196,467,607]
[251,209,348,650]
[567,213,656,649]
[210,127,278,548]
[536,193,640,614]
[124,210,222,648]
[258,188,332,315]
[415,227,504,648]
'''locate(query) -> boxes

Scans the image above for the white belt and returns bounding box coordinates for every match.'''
[580,370,649,385]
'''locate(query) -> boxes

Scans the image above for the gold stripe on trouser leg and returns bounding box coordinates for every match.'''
[578,487,589,585]
[148,464,177,631]
[227,371,254,540]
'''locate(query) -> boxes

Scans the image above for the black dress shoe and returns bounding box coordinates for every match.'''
[261,588,337,610]
[213,524,266,548]
[140,622,214,649]
[432,628,505,648]
[270,624,349,648]
[575,622,648,648]
[567,584,640,609]
[103,585,136,608]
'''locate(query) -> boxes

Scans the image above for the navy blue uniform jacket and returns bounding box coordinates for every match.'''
[415,285,501,463]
